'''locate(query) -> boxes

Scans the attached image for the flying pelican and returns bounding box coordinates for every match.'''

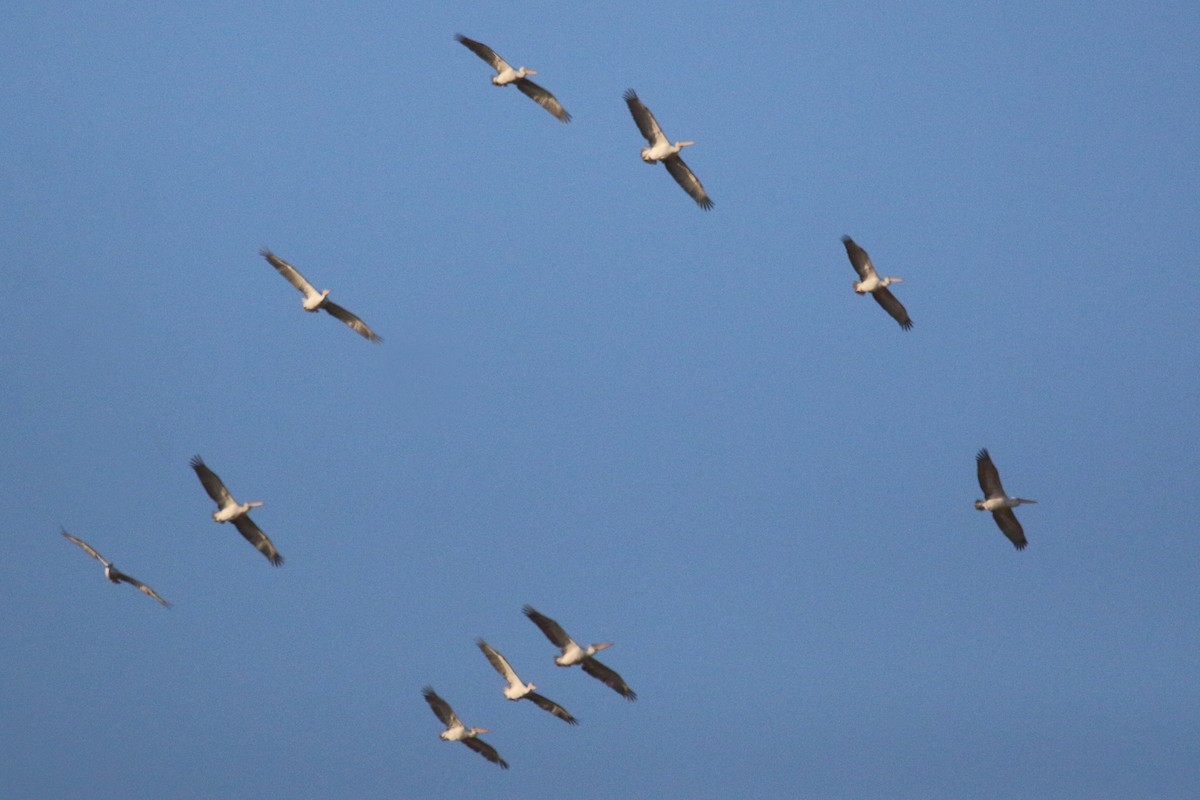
[975,448,1037,550]
[421,686,509,769]
[260,249,382,343]
[61,530,170,607]
[476,638,578,725]
[842,236,912,330]
[455,35,571,123]
[624,89,712,210]
[190,456,283,566]
[522,605,636,701]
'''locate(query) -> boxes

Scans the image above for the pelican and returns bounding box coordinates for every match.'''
[61,530,170,607]
[455,35,571,123]
[975,448,1037,550]
[476,638,578,725]
[260,249,382,343]
[190,456,283,566]
[421,687,509,769]
[842,236,912,330]
[624,89,712,210]
[522,605,636,701]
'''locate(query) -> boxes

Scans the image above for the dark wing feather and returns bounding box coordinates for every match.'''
[992,508,1028,550]
[463,736,509,769]
[976,449,1006,499]
[62,530,109,566]
[841,236,876,281]
[190,456,233,507]
[623,89,665,144]
[581,657,637,701]
[871,287,912,330]
[522,605,571,647]
[322,301,382,343]
[515,77,571,122]
[261,249,317,296]
[525,691,579,725]
[477,639,516,681]
[663,153,713,210]
[232,514,284,566]
[111,568,171,607]
[455,35,506,71]
[422,686,460,728]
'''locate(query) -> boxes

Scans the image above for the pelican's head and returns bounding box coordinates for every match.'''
[520,68,537,77]
[589,642,614,655]
[881,277,904,287]
[1014,498,1038,506]
[675,140,696,149]
[468,727,489,736]
[247,501,265,509]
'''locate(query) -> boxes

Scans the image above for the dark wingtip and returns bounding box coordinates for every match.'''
[841,235,853,243]
[899,319,913,330]
[623,88,638,102]
[976,448,990,462]
[698,198,714,211]
[189,454,204,469]
[521,603,536,617]
[1013,541,1028,551]
[269,553,284,567]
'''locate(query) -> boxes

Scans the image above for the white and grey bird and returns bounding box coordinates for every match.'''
[422,686,509,769]
[624,89,712,210]
[842,236,912,330]
[61,530,170,607]
[523,605,636,701]
[260,249,381,343]
[190,456,283,566]
[476,638,578,725]
[455,35,571,123]
[975,448,1037,550]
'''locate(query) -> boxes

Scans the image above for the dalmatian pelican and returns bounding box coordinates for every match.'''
[190,456,283,566]
[522,605,636,700]
[842,236,912,330]
[624,89,712,210]
[61,530,170,607]
[476,638,578,725]
[422,687,509,769]
[975,448,1037,550]
[260,249,382,343]
[455,35,571,123]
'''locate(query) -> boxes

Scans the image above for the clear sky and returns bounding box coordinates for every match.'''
[3,2,1199,798]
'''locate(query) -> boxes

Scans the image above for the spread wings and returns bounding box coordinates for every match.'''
[522,604,572,648]
[581,657,637,701]
[664,153,713,210]
[232,514,284,567]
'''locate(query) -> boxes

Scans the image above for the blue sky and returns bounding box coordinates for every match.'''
[3,2,1199,797]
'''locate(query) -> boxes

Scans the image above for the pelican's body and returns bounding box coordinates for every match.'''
[61,530,170,607]
[974,448,1037,550]
[190,456,283,566]
[624,89,712,210]
[477,639,578,724]
[841,236,912,330]
[422,687,509,768]
[260,249,381,342]
[456,35,571,123]
[522,605,636,701]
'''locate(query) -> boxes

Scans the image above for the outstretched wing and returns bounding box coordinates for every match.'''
[841,236,877,282]
[463,736,509,769]
[422,686,460,728]
[623,89,666,146]
[581,657,637,701]
[975,449,1006,499]
[477,639,520,684]
[190,456,233,508]
[62,530,109,566]
[525,691,579,725]
[454,35,509,73]
[232,514,284,566]
[522,604,572,648]
[515,77,571,123]
[261,249,318,296]
[663,153,713,210]
[871,287,912,330]
[322,301,382,343]
[992,508,1028,550]
[110,568,171,607]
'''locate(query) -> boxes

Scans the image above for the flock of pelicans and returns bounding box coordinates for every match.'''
[58,34,1040,770]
